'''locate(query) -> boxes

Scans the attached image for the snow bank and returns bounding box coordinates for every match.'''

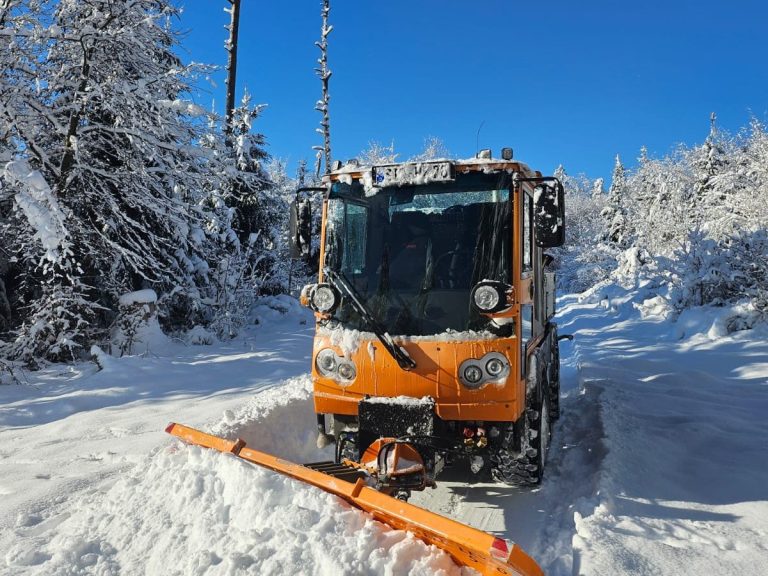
[252,295,307,326]
[210,375,328,463]
[3,376,466,576]
[6,444,463,576]
[555,284,768,576]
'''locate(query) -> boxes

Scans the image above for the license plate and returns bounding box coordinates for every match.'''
[372,161,453,188]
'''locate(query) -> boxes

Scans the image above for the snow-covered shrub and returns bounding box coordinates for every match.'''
[186,325,215,346]
[112,290,160,356]
[671,228,768,311]
[591,118,768,317]
[553,167,615,293]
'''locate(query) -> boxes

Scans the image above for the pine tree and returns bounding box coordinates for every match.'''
[1,0,235,359]
[602,154,631,247]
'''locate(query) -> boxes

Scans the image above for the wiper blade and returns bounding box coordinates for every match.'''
[323,268,416,371]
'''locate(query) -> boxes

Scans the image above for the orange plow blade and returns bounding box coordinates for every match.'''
[166,422,543,576]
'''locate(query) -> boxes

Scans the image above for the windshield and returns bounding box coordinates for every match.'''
[324,175,512,336]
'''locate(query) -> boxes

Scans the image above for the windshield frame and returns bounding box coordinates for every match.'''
[322,172,514,337]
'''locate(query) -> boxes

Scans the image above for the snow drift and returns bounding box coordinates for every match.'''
[4,376,466,576]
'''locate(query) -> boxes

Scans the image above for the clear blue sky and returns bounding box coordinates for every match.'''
[176,0,768,182]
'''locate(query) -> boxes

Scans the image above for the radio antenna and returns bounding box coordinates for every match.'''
[475,120,485,156]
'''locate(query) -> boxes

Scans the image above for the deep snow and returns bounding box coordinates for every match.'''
[1,289,767,575]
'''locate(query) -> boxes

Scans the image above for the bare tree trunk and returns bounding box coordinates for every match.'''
[58,40,93,193]
[58,9,119,194]
[314,0,332,176]
[224,0,241,143]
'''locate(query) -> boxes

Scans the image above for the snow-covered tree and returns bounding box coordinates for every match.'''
[359,140,398,165]
[602,155,631,247]
[550,166,613,292]
[409,136,450,161]
[0,0,282,360]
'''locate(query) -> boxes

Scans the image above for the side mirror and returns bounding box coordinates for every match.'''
[289,196,312,260]
[533,180,565,248]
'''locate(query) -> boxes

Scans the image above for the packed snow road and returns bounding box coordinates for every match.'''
[1,289,767,575]
[412,285,768,575]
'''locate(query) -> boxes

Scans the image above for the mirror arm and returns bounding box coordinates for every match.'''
[512,174,564,194]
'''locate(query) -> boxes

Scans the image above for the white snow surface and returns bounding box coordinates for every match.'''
[2,288,768,575]
[317,324,496,356]
[364,395,434,406]
[157,98,208,117]
[117,289,158,306]
[3,160,70,264]
[1,299,465,576]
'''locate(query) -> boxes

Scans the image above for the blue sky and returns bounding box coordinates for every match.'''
[177,1,768,182]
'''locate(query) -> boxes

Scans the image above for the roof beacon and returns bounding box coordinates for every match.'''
[477,148,492,159]
[501,147,513,160]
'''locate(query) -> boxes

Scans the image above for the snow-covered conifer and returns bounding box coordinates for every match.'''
[602,155,631,247]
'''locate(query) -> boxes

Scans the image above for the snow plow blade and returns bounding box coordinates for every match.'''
[166,422,543,576]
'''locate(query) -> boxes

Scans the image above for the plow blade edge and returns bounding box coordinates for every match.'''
[166,422,543,576]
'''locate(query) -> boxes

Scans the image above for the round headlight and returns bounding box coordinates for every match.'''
[337,361,356,381]
[463,364,483,385]
[312,284,337,313]
[316,348,337,375]
[473,285,500,311]
[486,357,506,377]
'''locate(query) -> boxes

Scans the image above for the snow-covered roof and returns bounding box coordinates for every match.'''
[325,157,537,182]
[325,157,538,197]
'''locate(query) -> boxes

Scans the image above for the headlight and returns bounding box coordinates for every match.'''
[473,285,500,311]
[315,348,356,385]
[463,365,483,385]
[470,281,511,313]
[316,348,337,375]
[459,353,510,389]
[311,283,338,313]
[486,357,505,377]
[337,361,356,381]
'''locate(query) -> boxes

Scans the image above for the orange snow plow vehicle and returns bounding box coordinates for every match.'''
[168,151,565,576]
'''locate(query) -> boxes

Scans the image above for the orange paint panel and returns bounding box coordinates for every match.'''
[312,335,525,422]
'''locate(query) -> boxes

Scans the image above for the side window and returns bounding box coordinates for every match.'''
[521,303,533,341]
[342,203,367,275]
[523,192,532,272]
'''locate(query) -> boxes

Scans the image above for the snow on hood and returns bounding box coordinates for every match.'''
[316,324,497,357]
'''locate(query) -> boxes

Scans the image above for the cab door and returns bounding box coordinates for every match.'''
[520,187,545,376]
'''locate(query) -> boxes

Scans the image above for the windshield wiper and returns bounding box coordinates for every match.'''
[323,268,417,371]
